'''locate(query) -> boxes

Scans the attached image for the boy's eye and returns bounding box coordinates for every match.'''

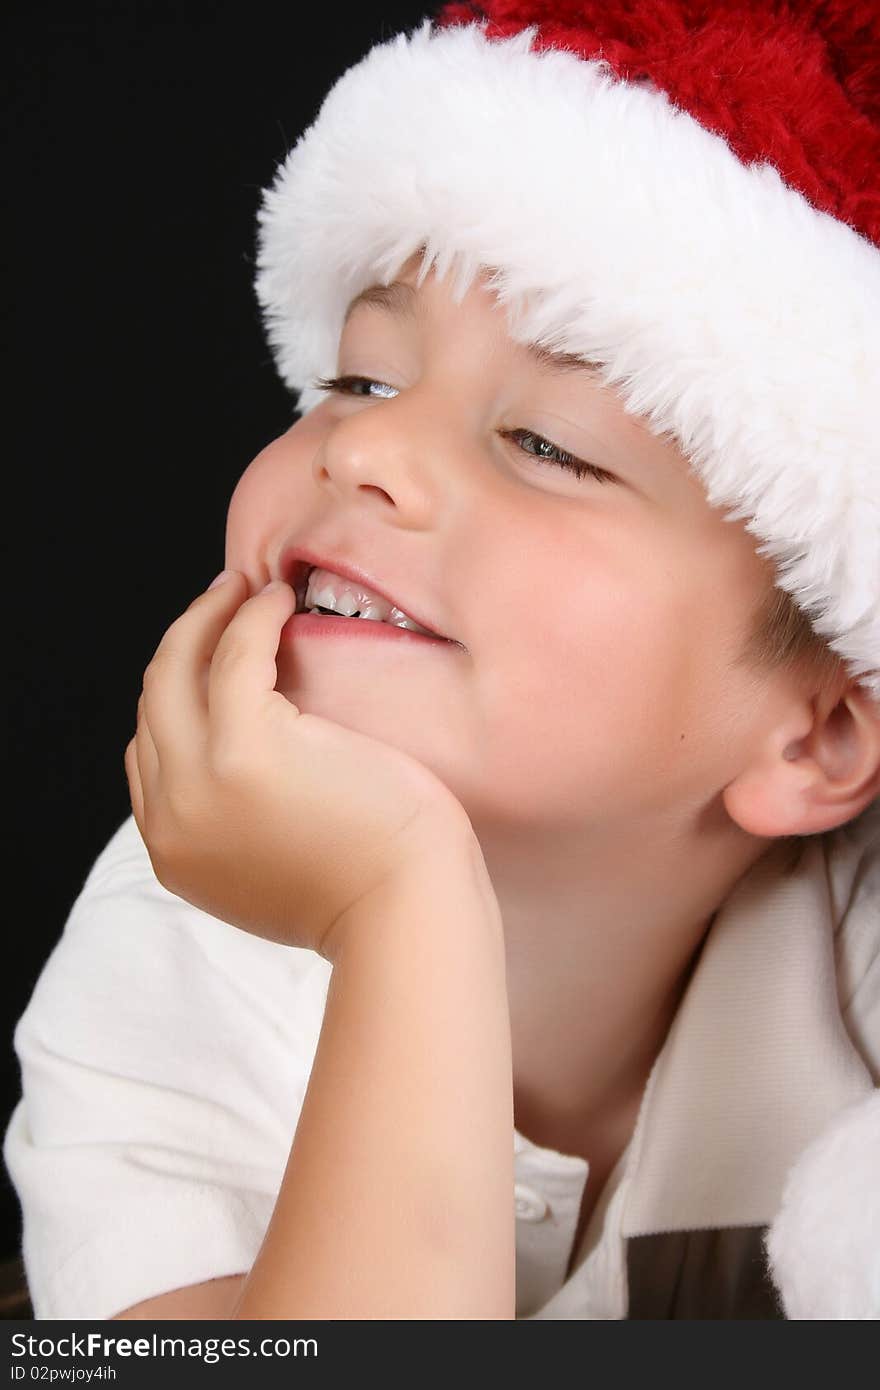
[500,429,615,485]
[312,374,616,485]
[315,373,397,399]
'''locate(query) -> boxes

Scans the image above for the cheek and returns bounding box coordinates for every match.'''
[224,463,277,563]
[223,427,317,567]
[463,562,711,826]
[488,541,672,718]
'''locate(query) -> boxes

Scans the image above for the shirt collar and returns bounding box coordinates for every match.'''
[620,819,877,1236]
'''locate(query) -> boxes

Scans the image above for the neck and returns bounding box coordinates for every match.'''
[472,794,772,1157]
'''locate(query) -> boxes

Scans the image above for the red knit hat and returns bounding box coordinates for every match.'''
[255,1,880,705]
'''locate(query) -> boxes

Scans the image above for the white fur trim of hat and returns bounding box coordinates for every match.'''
[765,1090,880,1318]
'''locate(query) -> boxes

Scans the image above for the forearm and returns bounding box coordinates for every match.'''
[231,829,515,1319]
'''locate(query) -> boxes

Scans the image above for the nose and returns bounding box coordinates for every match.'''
[313,387,460,523]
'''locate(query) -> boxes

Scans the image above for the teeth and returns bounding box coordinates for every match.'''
[304,567,434,635]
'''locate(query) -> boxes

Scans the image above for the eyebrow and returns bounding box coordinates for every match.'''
[342,281,603,377]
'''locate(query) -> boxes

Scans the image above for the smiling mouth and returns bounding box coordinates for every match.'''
[276,547,469,654]
[291,564,443,637]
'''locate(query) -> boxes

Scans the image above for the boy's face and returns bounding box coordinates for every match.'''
[225,253,780,839]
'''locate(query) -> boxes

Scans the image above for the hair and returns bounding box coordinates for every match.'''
[738,582,848,693]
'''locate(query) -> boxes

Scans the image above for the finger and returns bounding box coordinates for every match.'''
[206,580,298,758]
[143,570,248,779]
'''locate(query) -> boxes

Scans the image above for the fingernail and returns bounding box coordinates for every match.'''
[208,570,234,590]
[261,580,284,594]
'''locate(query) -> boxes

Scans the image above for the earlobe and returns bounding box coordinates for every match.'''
[722,756,816,840]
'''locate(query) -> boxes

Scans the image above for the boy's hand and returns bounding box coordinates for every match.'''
[124,571,472,962]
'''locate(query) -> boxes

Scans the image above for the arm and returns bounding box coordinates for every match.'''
[231,828,515,1320]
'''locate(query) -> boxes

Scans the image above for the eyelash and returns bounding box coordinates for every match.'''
[312,375,616,485]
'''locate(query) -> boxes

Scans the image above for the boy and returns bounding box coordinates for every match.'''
[5,2,879,1318]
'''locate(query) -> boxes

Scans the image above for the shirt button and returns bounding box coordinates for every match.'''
[514,1183,549,1222]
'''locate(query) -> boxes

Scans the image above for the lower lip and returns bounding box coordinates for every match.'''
[280,613,454,647]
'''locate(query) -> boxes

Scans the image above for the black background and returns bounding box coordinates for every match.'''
[4,1,433,1263]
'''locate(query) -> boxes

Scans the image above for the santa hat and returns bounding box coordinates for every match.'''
[253,3,879,1316]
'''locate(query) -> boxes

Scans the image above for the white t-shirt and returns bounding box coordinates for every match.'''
[5,803,878,1320]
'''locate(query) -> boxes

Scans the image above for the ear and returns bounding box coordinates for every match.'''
[722,680,880,838]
